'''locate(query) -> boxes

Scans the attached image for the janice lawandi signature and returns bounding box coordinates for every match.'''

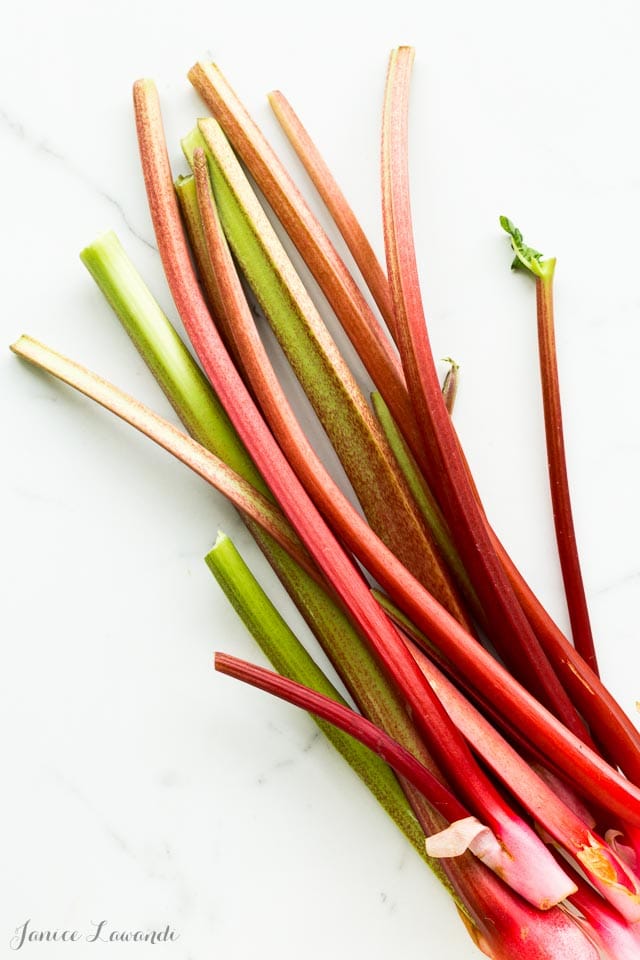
[10,920,180,950]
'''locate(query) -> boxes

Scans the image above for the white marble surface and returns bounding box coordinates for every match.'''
[3,1,640,957]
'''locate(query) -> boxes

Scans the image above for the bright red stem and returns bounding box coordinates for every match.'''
[214,652,468,822]
[536,274,598,675]
[381,46,585,734]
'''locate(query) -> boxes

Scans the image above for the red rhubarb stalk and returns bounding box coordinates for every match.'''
[439,384,640,776]
[409,643,640,922]
[214,652,572,896]
[214,653,470,826]
[496,536,640,777]
[381,45,585,729]
[501,216,598,676]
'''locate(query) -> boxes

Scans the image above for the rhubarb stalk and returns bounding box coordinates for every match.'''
[206,532,433,863]
[500,216,598,676]
[381,45,585,730]
[268,89,397,342]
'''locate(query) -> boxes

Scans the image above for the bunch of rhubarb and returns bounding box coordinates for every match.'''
[12,46,640,959]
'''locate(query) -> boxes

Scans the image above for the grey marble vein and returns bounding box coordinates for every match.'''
[0,105,156,252]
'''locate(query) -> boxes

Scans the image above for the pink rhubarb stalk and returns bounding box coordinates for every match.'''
[9,335,321,587]
[409,643,640,922]
[268,89,398,342]
[563,858,640,960]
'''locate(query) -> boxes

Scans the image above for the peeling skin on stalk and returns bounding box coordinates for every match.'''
[576,834,640,923]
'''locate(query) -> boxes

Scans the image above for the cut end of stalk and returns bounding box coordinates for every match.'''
[133,78,157,107]
[79,229,120,266]
[212,530,229,550]
[499,216,555,280]
[11,334,38,358]
[425,816,492,858]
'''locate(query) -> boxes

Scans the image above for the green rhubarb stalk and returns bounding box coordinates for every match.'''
[80,230,266,496]
[206,532,433,865]
[182,122,471,626]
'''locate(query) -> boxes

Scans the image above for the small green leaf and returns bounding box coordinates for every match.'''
[499,215,554,280]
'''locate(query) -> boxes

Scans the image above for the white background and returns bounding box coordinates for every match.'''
[2,1,640,957]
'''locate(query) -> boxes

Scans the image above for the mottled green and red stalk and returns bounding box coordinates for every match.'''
[187,60,435,481]
[185,129,469,622]
[501,216,598,676]
[174,174,247,374]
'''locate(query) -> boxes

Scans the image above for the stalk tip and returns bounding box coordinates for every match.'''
[10,335,30,355]
[500,215,555,280]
